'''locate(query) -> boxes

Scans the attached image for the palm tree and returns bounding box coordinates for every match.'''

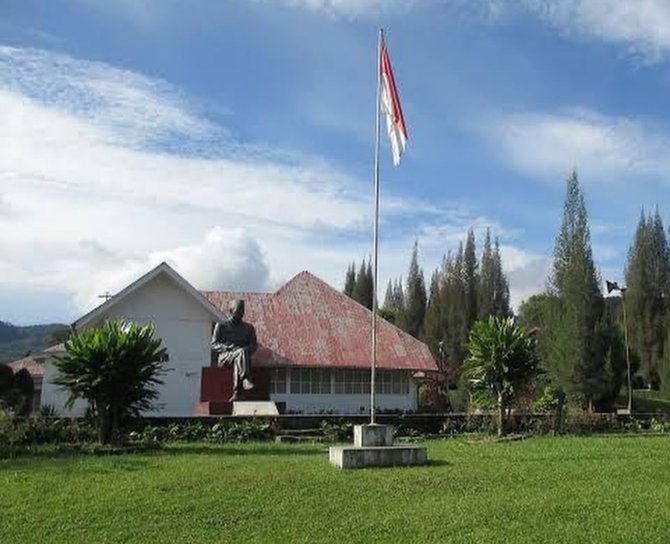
[465,316,541,437]
[53,320,167,444]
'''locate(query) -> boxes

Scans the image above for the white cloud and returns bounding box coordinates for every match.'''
[484,107,670,183]
[523,0,670,62]
[499,245,551,310]
[74,227,271,312]
[271,0,415,18]
[1,45,479,322]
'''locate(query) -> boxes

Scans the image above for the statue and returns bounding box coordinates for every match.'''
[211,299,257,401]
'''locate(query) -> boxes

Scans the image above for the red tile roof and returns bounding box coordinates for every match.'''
[203,271,437,372]
[8,355,44,377]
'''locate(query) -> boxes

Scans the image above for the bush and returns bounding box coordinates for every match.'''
[128,419,276,444]
[0,411,98,457]
[320,420,353,442]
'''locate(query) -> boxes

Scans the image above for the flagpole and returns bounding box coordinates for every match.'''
[370,28,383,425]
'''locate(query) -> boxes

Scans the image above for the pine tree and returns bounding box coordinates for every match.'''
[365,260,374,310]
[550,170,605,407]
[393,278,405,311]
[352,259,373,310]
[492,238,511,317]
[343,262,356,297]
[422,269,443,358]
[442,245,468,371]
[478,230,510,319]
[625,209,669,389]
[463,229,478,328]
[403,241,427,338]
[478,229,495,320]
[382,279,394,309]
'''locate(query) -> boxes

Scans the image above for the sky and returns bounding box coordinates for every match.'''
[2,0,670,325]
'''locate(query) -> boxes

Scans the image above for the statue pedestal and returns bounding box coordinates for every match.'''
[232,401,279,416]
[196,366,271,416]
[329,424,428,469]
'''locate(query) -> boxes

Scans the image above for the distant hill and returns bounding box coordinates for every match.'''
[0,321,69,365]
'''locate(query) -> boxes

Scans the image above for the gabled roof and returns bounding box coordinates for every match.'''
[74,262,227,329]
[8,355,45,378]
[203,271,437,372]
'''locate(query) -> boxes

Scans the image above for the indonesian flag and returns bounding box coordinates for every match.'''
[380,40,408,166]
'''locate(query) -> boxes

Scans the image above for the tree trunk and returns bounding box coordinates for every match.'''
[98,411,111,445]
[497,392,506,437]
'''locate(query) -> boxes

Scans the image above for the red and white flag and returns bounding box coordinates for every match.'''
[380,39,408,166]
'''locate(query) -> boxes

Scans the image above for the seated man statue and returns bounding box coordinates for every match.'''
[211,299,257,401]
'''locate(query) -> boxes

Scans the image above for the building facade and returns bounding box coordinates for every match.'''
[36,263,437,416]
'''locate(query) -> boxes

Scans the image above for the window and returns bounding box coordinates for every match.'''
[290,368,331,394]
[375,371,409,395]
[270,368,287,394]
[333,369,370,394]
[333,369,408,395]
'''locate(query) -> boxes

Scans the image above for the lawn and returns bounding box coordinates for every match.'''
[2,436,670,543]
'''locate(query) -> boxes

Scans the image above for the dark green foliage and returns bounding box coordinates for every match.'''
[549,171,605,407]
[130,420,275,444]
[464,316,541,436]
[0,363,13,391]
[403,241,427,338]
[478,230,511,320]
[422,269,443,359]
[441,246,470,373]
[0,365,34,415]
[343,262,356,297]
[463,228,478,327]
[53,320,168,445]
[351,259,374,310]
[625,209,669,390]
[12,369,34,415]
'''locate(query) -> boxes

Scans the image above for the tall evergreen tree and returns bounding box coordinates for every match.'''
[366,260,374,310]
[625,209,669,389]
[478,229,495,320]
[343,262,356,297]
[463,229,479,328]
[422,269,443,358]
[393,278,405,311]
[352,259,373,310]
[477,230,510,320]
[492,238,511,317]
[442,245,469,371]
[550,170,605,407]
[403,241,427,338]
[383,279,395,310]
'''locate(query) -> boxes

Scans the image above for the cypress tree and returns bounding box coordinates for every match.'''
[393,278,405,311]
[478,229,495,320]
[463,229,478,328]
[625,209,669,389]
[352,259,373,310]
[492,238,511,317]
[550,170,605,407]
[343,262,356,297]
[422,269,444,358]
[403,241,427,338]
[442,245,469,372]
[383,279,395,310]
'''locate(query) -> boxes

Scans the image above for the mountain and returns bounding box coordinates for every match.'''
[0,321,69,365]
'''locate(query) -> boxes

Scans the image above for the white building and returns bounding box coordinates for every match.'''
[36,263,437,416]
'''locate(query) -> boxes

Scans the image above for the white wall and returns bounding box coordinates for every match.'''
[42,359,88,416]
[270,374,418,414]
[41,273,213,417]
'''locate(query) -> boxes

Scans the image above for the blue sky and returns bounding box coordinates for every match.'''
[2,0,670,324]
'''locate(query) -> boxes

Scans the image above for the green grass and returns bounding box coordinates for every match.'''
[2,436,670,543]
[615,390,670,413]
